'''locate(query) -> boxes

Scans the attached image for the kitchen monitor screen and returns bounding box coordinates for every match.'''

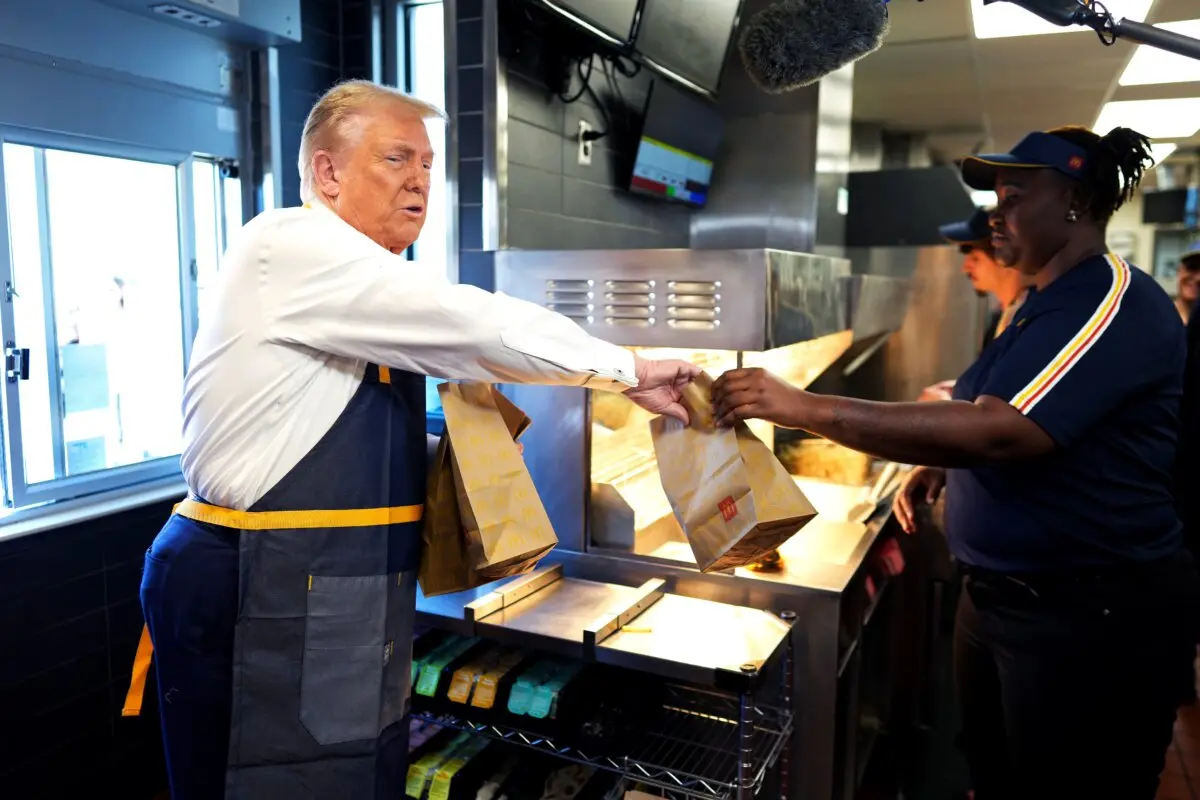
[630,80,724,207]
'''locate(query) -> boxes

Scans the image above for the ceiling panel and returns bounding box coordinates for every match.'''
[883,0,973,43]
[853,37,980,123]
[854,37,977,79]
[927,132,988,161]
[1151,0,1199,23]
[851,0,1200,163]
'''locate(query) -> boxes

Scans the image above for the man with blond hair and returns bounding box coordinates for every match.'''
[134,80,700,799]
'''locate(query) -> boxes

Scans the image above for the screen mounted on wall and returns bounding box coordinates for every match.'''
[629,79,724,208]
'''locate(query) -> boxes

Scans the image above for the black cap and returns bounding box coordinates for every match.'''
[939,207,992,245]
[1182,242,1200,269]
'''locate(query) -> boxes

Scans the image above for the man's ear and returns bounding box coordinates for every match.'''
[312,150,340,198]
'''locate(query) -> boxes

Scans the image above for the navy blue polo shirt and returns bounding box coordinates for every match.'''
[946,254,1185,572]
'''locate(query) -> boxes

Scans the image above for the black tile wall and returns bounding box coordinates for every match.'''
[340,0,373,81]
[455,0,490,290]
[276,0,355,207]
[0,498,177,799]
[495,0,690,252]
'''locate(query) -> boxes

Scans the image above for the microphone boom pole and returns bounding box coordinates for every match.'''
[1105,18,1200,61]
[985,0,1200,61]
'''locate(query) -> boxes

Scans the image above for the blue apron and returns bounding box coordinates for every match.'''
[128,363,426,799]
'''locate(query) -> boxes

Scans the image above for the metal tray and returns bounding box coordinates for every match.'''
[416,565,792,691]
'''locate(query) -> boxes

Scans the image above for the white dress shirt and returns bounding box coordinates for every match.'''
[182,202,637,510]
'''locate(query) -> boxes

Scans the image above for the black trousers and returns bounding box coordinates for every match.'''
[953,549,1200,800]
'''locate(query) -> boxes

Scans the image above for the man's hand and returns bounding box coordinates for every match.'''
[893,466,946,534]
[711,368,804,428]
[918,380,955,403]
[626,356,702,423]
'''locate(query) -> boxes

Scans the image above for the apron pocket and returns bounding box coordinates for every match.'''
[300,574,388,745]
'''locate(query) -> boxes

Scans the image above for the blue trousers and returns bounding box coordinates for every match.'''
[140,516,239,800]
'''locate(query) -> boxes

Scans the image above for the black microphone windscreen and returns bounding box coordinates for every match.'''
[738,0,891,93]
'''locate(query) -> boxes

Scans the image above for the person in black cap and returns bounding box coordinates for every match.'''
[921,208,1033,402]
[710,124,1197,799]
[940,207,1031,351]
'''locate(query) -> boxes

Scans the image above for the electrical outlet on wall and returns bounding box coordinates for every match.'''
[577,120,594,166]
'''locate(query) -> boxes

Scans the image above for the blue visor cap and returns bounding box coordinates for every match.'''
[960,131,1090,191]
[939,207,993,244]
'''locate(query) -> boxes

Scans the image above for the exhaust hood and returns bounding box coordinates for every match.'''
[98,0,301,45]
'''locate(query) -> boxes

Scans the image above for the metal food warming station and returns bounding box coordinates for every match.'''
[415,245,912,800]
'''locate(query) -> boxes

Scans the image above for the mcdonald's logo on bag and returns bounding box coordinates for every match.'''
[719,496,738,522]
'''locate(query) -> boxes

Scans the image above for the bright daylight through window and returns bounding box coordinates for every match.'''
[403,0,449,270]
[400,1,453,416]
[0,140,239,512]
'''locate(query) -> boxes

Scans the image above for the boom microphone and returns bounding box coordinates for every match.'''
[985,0,1200,61]
[738,0,892,93]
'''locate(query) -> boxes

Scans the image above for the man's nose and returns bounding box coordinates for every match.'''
[407,168,431,195]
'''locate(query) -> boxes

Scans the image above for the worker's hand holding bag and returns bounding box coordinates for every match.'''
[419,382,557,597]
[651,373,817,573]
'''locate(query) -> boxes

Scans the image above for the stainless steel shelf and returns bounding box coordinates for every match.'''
[416,565,792,692]
[412,685,793,800]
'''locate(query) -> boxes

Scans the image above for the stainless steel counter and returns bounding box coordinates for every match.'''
[596,593,794,685]
[522,500,897,800]
[416,564,793,692]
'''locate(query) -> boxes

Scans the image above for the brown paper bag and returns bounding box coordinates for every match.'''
[418,383,557,597]
[650,373,817,573]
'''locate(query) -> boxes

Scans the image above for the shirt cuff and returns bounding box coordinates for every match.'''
[582,340,638,392]
[498,328,638,390]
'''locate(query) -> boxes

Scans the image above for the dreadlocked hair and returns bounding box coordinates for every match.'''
[1045,125,1154,223]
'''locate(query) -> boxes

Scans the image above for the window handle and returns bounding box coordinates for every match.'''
[5,343,29,382]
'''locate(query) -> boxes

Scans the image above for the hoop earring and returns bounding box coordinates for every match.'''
[1066,209,1080,223]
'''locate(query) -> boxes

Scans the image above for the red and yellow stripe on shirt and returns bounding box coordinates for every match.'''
[1009,254,1131,415]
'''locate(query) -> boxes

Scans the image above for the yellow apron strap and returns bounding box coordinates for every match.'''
[122,623,154,717]
[172,498,423,530]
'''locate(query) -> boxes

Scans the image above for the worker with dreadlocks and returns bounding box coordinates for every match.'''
[710,126,1199,799]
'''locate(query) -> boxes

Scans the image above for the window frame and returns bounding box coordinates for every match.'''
[189,155,243,329]
[396,0,455,273]
[0,126,202,509]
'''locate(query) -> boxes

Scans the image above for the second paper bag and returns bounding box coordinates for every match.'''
[650,374,817,573]
[419,385,546,597]
[440,382,557,583]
